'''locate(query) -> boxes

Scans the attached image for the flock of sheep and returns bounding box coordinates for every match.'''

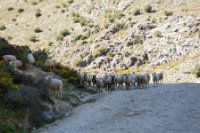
[1,54,63,98]
[78,71,164,93]
[2,54,164,100]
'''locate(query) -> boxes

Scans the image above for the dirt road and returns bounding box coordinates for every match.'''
[38,83,200,133]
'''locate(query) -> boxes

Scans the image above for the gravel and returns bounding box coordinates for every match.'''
[37,83,200,133]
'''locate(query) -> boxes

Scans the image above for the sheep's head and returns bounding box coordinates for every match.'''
[45,75,52,80]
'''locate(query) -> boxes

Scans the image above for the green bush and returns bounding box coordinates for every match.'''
[32,1,38,5]
[116,22,125,29]
[193,64,200,78]
[127,41,134,46]
[18,8,24,13]
[133,8,140,16]
[68,0,74,4]
[30,35,38,42]
[153,30,161,37]
[164,11,173,16]
[34,28,43,33]
[7,7,14,11]
[144,5,152,13]
[35,10,42,17]
[0,61,19,95]
[104,9,124,23]
[72,58,82,68]
[133,36,143,44]
[93,47,108,58]
[56,29,70,41]
[0,25,6,30]
[60,29,70,36]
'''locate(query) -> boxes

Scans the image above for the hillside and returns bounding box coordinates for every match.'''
[0,0,200,82]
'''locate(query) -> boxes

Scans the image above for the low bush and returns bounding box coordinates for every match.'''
[7,7,14,11]
[153,30,161,37]
[144,5,152,13]
[93,46,108,58]
[30,35,38,42]
[0,25,6,30]
[164,11,173,16]
[34,28,43,33]
[133,8,140,16]
[18,8,24,13]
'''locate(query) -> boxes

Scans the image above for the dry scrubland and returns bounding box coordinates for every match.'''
[0,0,200,132]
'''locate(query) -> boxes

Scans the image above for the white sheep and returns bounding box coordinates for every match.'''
[157,72,164,84]
[95,77,104,93]
[9,60,22,68]
[103,74,114,91]
[2,55,17,62]
[45,75,63,99]
[44,59,55,71]
[123,74,132,90]
[152,72,159,86]
[27,53,35,65]
[114,74,124,90]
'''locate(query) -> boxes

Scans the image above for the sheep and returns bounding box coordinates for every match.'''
[103,75,115,91]
[157,72,164,84]
[143,73,150,87]
[152,72,159,86]
[114,74,124,90]
[95,77,104,93]
[140,74,149,88]
[129,73,138,88]
[2,55,17,62]
[27,53,35,65]
[9,60,22,68]
[45,75,63,99]
[123,74,132,90]
[44,59,55,71]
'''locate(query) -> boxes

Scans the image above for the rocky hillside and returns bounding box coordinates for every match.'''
[0,0,200,82]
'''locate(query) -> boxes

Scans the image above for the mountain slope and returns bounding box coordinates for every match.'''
[0,0,200,82]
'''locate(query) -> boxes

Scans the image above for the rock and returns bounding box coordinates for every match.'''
[40,111,53,121]
[3,90,23,106]
[141,52,148,61]
[125,56,137,67]
[85,55,94,65]
[136,59,143,67]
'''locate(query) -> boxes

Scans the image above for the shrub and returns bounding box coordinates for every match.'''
[68,0,74,4]
[127,41,134,46]
[144,5,152,13]
[0,61,19,95]
[107,52,115,57]
[7,7,14,11]
[116,22,125,29]
[164,11,173,16]
[193,64,200,78]
[56,29,70,41]
[18,8,24,13]
[30,35,38,42]
[133,8,140,16]
[133,36,143,44]
[104,9,123,23]
[72,58,82,67]
[0,25,6,30]
[153,30,161,37]
[60,29,70,36]
[34,28,43,33]
[93,46,108,58]
[32,1,38,5]
[35,10,42,17]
